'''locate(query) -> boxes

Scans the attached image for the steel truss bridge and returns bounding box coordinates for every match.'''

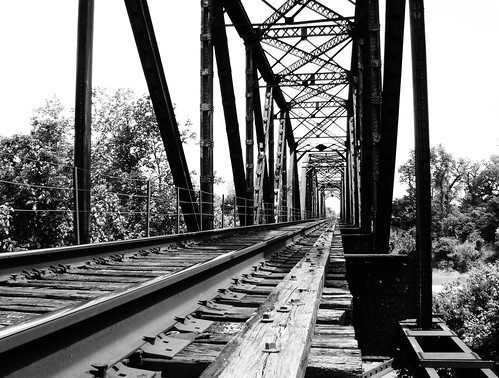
[2,0,497,377]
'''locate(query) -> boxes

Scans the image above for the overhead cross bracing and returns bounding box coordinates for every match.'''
[210,0,354,228]
[240,0,354,161]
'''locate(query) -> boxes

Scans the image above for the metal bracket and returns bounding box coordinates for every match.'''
[217,289,246,301]
[106,362,161,378]
[174,315,213,333]
[140,333,192,359]
[198,300,233,316]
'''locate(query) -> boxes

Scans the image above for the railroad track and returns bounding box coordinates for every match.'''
[0,219,358,377]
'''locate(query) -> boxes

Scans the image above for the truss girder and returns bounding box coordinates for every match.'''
[262,24,349,40]
[234,0,355,221]
[265,38,348,76]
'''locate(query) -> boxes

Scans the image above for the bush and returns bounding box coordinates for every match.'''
[433,262,499,367]
[433,237,458,265]
[448,242,482,273]
[389,228,416,255]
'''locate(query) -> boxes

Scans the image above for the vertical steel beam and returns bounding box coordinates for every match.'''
[281,113,290,221]
[199,0,215,230]
[245,43,255,226]
[409,0,432,330]
[367,0,383,230]
[125,0,199,232]
[74,0,94,245]
[274,114,287,222]
[287,144,296,220]
[254,142,266,224]
[354,0,373,233]
[374,0,406,253]
[212,1,246,226]
[292,147,301,220]
[262,87,274,223]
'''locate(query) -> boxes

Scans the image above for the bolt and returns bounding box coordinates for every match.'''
[90,363,108,378]
[261,312,273,323]
[263,341,280,353]
[10,274,17,280]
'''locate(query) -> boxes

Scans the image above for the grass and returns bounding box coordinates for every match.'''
[432,268,469,292]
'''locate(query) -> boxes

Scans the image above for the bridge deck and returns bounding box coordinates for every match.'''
[135,228,362,377]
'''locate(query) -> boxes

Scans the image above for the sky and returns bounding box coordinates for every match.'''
[1,0,498,201]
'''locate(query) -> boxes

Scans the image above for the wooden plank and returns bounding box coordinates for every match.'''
[141,333,361,378]
[311,334,358,349]
[199,229,332,378]
[306,347,362,378]
[316,309,346,325]
[7,279,130,291]
[0,286,109,301]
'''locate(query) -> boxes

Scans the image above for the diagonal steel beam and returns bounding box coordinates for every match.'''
[265,37,348,76]
[213,1,247,226]
[223,0,296,150]
[124,0,199,232]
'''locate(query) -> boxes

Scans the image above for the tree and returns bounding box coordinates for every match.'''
[0,97,74,250]
[395,145,471,237]
[90,88,197,240]
[0,89,197,249]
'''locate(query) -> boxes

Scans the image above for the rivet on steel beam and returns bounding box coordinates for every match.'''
[263,342,280,353]
[90,363,108,378]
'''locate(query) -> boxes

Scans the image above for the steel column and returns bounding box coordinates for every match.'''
[274,114,287,222]
[266,93,275,223]
[212,1,246,226]
[409,0,432,330]
[124,0,199,232]
[199,0,215,230]
[374,0,406,253]
[367,0,383,231]
[245,42,255,226]
[74,0,94,245]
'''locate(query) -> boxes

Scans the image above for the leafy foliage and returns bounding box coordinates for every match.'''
[0,89,196,250]
[433,262,499,367]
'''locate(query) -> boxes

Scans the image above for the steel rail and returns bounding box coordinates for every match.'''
[0,219,316,278]
[0,219,326,377]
